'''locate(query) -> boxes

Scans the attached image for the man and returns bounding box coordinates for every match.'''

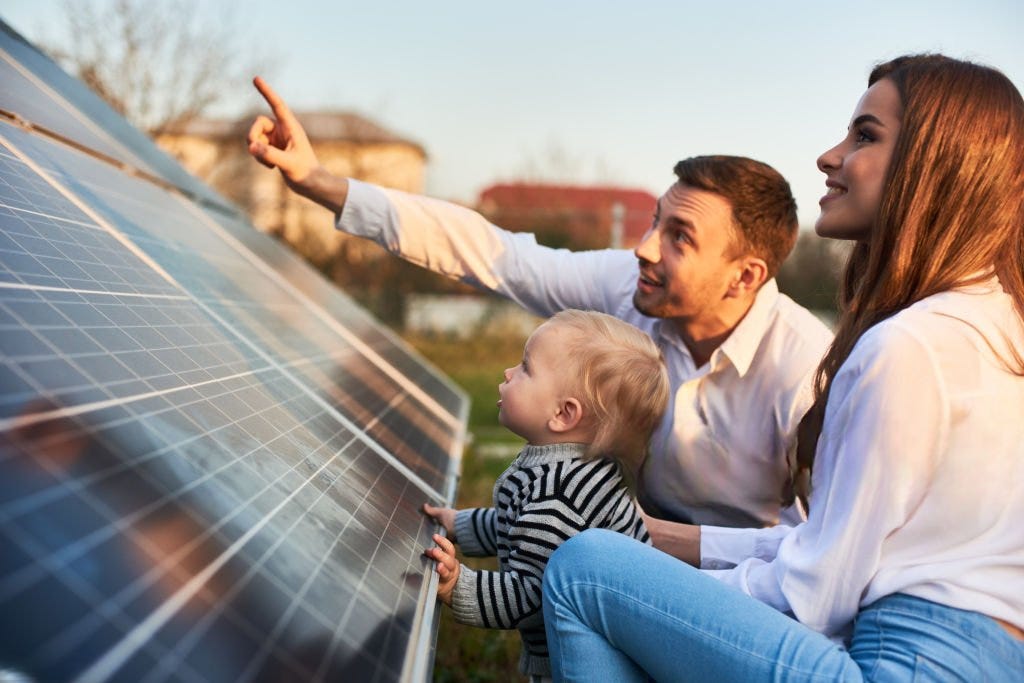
[246,77,833,554]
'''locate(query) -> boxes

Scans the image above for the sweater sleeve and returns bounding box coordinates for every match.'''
[454,508,498,557]
[450,497,590,629]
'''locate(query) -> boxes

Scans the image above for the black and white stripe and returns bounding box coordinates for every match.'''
[451,442,649,677]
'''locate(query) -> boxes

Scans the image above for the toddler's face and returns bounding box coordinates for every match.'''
[497,321,574,443]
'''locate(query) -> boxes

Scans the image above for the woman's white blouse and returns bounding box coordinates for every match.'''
[703,280,1024,638]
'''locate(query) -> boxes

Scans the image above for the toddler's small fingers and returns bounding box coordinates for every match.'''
[432,533,455,554]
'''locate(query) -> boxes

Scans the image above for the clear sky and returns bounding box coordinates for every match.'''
[4,0,1023,228]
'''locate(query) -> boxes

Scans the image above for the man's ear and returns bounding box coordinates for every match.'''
[727,257,768,298]
[548,397,584,433]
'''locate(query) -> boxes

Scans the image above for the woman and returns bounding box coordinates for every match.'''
[542,54,1024,681]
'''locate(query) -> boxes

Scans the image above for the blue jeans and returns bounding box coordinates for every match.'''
[543,529,1024,682]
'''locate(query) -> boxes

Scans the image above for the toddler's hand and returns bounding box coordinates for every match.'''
[424,534,460,605]
[422,503,457,540]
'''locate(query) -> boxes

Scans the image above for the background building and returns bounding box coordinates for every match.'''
[478,183,656,250]
[157,111,427,264]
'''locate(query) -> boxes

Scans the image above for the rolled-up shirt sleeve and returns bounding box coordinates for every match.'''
[700,524,794,570]
[336,179,635,317]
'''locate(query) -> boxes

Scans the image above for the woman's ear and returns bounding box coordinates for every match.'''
[548,397,584,433]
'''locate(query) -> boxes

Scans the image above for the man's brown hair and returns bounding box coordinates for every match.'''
[673,155,799,279]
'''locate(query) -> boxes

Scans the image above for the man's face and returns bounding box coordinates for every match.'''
[632,183,743,324]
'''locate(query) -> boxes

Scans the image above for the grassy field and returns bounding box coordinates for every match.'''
[405,330,531,682]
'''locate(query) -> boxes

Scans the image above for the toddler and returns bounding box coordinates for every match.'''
[424,309,670,681]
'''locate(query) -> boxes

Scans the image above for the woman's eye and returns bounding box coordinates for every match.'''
[855,128,875,143]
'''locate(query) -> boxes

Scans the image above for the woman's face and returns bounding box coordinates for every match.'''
[815,78,902,242]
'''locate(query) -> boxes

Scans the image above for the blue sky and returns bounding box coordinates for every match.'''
[4,0,1023,228]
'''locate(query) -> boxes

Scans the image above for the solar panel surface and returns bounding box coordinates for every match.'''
[0,21,465,683]
[0,23,231,211]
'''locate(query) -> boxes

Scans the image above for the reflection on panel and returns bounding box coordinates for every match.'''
[1,122,462,493]
[0,22,231,212]
[0,20,466,683]
[1,384,436,682]
[201,209,468,421]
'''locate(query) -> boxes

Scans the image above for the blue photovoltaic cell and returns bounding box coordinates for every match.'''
[0,122,462,493]
[0,22,465,683]
[200,208,467,420]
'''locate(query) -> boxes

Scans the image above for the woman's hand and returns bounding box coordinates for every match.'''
[641,508,701,566]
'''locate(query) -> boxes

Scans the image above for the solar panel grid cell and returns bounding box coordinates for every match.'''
[199,210,467,420]
[1,352,446,681]
[6,120,462,478]
[0,51,154,177]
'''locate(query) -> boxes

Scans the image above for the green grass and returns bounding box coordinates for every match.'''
[405,331,530,681]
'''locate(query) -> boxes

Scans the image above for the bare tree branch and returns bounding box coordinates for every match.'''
[41,0,275,136]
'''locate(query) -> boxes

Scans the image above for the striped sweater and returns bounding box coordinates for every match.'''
[451,442,650,678]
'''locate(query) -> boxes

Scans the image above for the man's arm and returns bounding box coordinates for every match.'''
[342,182,638,317]
[247,78,636,318]
[246,76,350,215]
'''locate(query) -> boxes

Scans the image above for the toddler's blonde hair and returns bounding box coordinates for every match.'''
[547,309,670,484]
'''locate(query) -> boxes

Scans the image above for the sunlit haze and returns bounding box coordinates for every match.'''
[4,0,1022,228]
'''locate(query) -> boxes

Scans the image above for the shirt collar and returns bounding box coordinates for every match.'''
[517,442,587,466]
[650,279,781,378]
[712,278,780,378]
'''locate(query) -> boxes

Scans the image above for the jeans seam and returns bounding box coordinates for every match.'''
[576,581,848,682]
[872,610,884,680]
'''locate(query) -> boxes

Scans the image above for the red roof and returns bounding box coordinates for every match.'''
[477,183,657,249]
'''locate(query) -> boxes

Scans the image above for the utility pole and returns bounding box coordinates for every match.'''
[610,201,625,249]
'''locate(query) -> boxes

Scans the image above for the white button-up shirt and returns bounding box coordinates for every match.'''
[704,280,1024,638]
[338,180,833,529]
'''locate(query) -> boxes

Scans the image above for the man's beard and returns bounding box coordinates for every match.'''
[633,289,667,319]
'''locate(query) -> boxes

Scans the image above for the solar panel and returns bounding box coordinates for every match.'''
[0,23,232,213]
[0,19,466,683]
